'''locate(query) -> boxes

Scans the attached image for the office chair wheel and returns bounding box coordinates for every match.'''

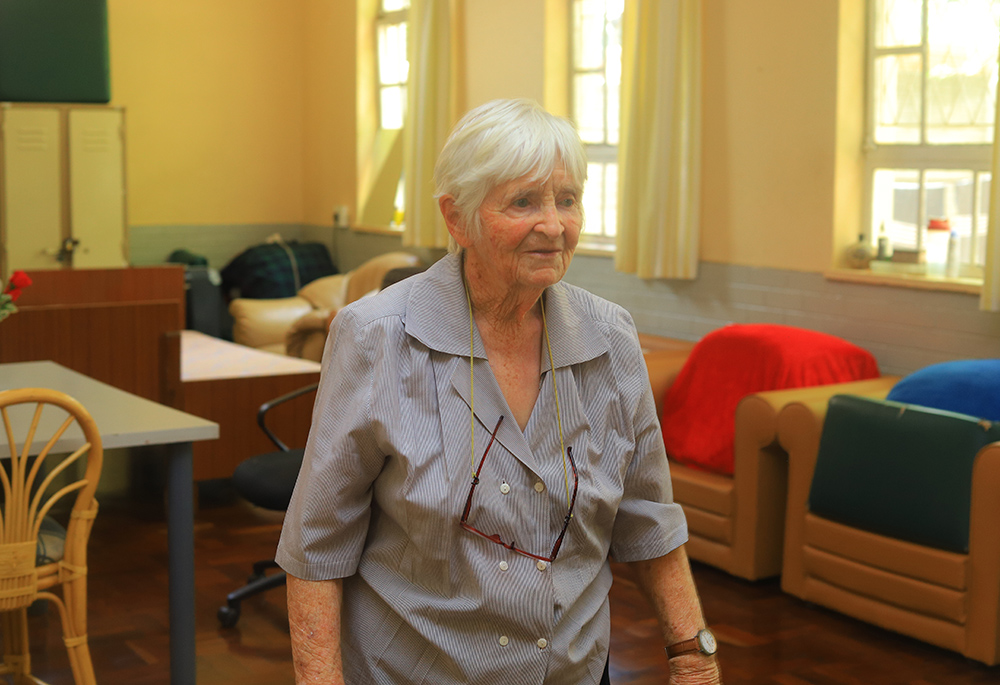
[217,602,241,629]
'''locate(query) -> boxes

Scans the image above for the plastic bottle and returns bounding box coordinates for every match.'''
[926,218,951,273]
[946,230,960,278]
[877,222,892,260]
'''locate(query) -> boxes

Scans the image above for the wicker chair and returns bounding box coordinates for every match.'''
[0,388,103,685]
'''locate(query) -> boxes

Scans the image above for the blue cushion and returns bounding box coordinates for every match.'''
[886,360,1000,421]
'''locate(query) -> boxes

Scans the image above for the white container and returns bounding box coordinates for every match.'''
[925,219,951,276]
[946,230,960,278]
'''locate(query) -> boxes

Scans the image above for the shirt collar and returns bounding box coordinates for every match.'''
[405,253,609,370]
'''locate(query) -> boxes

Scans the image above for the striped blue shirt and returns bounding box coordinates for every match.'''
[276,253,687,684]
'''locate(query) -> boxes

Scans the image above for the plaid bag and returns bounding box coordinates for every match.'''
[221,240,337,299]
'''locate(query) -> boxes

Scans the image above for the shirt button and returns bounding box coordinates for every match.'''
[499,635,509,646]
[499,482,511,495]
[499,561,509,571]
[536,560,547,571]
[537,638,548,649]
[534,481,545,493]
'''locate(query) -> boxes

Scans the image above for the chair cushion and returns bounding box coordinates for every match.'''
[298,273,349,311]
[285,309,333,361]
[232,449,305,511]
[809,394,1000,553]
[229,296,313,351]
[661,324,880,475]
[886,359,1000,421]
[345,252,421,304]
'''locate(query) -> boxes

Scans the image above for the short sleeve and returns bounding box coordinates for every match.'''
[606,323,688,562]
[275,308,388,580]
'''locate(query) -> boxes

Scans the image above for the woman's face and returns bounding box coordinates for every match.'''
[468,163,583,294]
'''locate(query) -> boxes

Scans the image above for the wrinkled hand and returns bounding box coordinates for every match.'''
[668,654,722,685]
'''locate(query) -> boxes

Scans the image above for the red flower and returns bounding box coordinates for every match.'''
[3,271,31,302]
[7,271,31,290]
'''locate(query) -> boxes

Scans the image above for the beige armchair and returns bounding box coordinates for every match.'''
[229,251,421,359]
[667,377,899,580]
[643,336,899,581]
[777,393,1000,665]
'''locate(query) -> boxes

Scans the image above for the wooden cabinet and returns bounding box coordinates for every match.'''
[0,103,127,278]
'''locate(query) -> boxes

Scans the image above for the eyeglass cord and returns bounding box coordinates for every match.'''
[463,276,572,510]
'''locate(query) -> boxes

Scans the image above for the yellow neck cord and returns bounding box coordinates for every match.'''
[464,281,572,508]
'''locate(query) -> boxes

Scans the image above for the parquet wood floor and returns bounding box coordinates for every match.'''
[15,485,1000,684]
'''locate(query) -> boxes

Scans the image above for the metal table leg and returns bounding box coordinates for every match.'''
[166,442,196,684]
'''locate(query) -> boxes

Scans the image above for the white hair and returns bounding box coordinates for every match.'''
[433,99,588,254]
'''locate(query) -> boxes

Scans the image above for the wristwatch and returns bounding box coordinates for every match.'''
[666,628,718,659]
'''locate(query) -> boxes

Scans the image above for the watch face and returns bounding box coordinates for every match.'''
[697,629,718,655]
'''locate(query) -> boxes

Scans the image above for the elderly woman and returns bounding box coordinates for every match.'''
[276,99,721,685]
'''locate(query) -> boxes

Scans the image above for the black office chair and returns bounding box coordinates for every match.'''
[217,383,318,628]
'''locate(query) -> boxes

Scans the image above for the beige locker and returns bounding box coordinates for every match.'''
[0,104,128,278]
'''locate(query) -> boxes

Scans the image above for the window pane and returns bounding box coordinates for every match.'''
[582,162,605,236]
[605,8,622,145]
[976,173,991,265]
[381,0,409,11]
[925,0,1000,143]
[380,85,405,130]
[874,54,923,143]
[872,168,921,250]
[575,74,606,143]
[575,0,607,70]
[875,0,923,48]
[392,173,406,227]
[378,23,408,85]
[603,162,618,237]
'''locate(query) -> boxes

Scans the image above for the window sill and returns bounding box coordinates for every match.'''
[349,224,404,237]
[574,241,615,257]
[825,265,982,295]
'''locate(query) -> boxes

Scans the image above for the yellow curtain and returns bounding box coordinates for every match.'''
[615,0,701,280]
[402,0,463,249]
[982,82,1000,310]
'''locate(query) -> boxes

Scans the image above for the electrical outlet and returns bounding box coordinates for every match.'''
[333,205,350,229]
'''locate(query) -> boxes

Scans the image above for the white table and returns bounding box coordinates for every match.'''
[0,361,219,685]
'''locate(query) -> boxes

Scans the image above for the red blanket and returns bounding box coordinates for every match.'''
[661,324,880,475]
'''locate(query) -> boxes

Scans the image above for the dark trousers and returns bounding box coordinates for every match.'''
[601,657,611,685]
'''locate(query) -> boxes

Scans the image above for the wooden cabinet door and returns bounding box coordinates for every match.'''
[1,107,63,272]
[68,108,127,268]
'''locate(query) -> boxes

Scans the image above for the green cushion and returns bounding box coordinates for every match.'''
[809,394,1000,554]
[0,0,111,103]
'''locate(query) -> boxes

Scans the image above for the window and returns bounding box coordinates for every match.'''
[377,0,410,131]
[572,0,623,243]
[866,0,1000,277]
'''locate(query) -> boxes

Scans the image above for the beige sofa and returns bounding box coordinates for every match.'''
[229,251,422,360]
[643,343,899,580]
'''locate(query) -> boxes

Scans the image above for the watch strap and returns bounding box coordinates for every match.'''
[665,636,700,658]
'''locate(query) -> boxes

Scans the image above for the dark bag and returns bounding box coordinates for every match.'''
[221,240,337,299]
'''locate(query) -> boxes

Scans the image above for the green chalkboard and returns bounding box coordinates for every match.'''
[0,0,110,103]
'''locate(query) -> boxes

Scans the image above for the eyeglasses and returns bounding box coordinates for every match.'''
[459,415,579,562]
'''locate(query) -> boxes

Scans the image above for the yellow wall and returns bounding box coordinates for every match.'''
[464,0,547,108]
[108,0,308,225]
[303,0,358,227]
[700,0,843,272]
[106,0,858,273]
